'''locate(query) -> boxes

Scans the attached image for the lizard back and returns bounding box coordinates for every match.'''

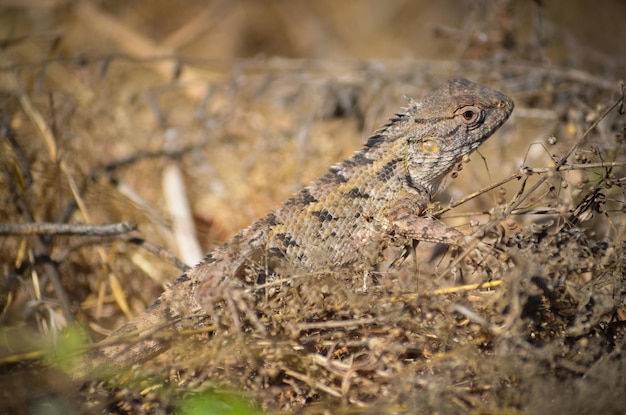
[191,78,513,284]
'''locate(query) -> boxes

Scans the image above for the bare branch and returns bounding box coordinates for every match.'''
[0,222,137,237]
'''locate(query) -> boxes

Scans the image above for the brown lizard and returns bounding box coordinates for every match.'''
[73,78,513,379]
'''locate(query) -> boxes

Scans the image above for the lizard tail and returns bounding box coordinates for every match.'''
[69,301,173,381]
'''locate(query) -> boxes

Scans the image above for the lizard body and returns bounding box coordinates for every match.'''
[75,78,513,377]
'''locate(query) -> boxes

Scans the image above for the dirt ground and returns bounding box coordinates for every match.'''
[0,1,625,414]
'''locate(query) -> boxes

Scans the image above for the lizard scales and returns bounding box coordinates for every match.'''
[77,78,513,377]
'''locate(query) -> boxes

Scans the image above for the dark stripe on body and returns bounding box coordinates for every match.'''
[265,212,278,226]
[413,116,446,124]
[285,187,318,206]
[377,158,402,182]
[277,232,299,248]
[365,134,385,148]
[347,187,370,198]
[310,209,337,222]
[324,169,349,183]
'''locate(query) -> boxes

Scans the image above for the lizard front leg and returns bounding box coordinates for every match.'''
[386,193,466,246]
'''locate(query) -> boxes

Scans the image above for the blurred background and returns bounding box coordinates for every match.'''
[2,0,625,73]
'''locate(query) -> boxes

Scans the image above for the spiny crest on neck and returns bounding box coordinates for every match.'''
[363,97,421,150]
[320,99,421,184]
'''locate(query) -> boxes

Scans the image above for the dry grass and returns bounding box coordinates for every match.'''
[0,1,625,414]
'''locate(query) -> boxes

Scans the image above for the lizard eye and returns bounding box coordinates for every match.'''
[457,106,482,126]
[420,139,439,154]
[462,110,476,120]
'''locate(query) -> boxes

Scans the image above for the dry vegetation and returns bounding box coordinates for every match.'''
[0,1,625,414]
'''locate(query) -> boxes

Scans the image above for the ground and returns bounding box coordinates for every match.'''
[0,1,625,414]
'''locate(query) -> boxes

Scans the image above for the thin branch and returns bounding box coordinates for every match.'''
[0,222,136,237]
[127,237,190,272]
[437,160,626,217]
[436,171,524,216]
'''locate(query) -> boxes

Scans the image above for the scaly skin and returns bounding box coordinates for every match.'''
[73,78,513,379]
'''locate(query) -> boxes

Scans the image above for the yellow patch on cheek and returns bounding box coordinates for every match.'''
[421,139,439,154]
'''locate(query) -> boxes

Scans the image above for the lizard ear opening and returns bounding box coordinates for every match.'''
[420,138,439,154]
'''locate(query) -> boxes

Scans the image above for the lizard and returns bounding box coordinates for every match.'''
[72,78,513,379]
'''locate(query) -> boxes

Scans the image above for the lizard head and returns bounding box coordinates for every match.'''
[330,79,513,197]
[399,78,514,195]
